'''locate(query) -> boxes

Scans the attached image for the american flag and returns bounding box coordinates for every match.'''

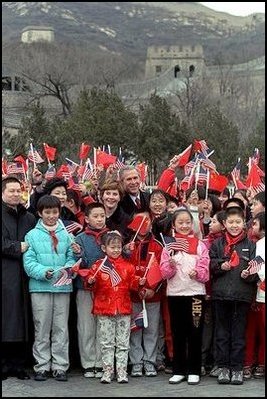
[65,158,79,175]
[28,146,44,164]
[166,239,190,253]
[82,165,95,181]
[53,268,73,286]
[130,310,144,332]
[198,152,216,171]
[44,165,56,180]
[247,256,264,275]
[7,162,24,175]
[100,258,122,287]
[251,183,265,196]
[64,221,83,235]
[197,164,208,183]
[114,148,125,170]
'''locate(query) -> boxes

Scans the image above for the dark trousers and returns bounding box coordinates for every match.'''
[168,296,204,375]
[2,342,28,374]
[214,300,250,371]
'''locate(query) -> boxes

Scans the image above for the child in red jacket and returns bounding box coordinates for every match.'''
[78,231,145,384]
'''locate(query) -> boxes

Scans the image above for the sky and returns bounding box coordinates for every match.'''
[199,2,265,16]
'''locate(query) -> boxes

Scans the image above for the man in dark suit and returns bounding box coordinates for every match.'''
[118,166,150,218]
[2,176,36,380]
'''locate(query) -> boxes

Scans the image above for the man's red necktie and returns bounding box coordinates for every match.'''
[135,197,141,209]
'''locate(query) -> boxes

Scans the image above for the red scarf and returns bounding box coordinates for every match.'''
[49,230,58,254]
[224,231,246,255]
[174,232,199,255]
[84,227,109,244]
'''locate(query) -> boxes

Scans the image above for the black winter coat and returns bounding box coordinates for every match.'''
[119,191,150,218]
[2,202,36,342]
[210,236,258,303]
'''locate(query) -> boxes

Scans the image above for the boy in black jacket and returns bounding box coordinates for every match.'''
[209,207,258,385]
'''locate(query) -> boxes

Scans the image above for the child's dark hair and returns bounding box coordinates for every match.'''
[37,194,61,212]
[253,192,265,207]
[225,206,244,219]
[84,202,105,216]
[101,231,122,246]
[44,177,68,194]
[172,208,193,224]
[223,197,245,211]
[66,189,81,208]
[149,189,169,202]
[165,193,180,206]
[253,211,265,232]
[214,210,226,225]
[208,194,222,216]
[185,186,206,201]
[152,212,173,242]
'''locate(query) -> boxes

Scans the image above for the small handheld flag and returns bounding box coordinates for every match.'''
[53,268,73,286]
[246,256,264,275]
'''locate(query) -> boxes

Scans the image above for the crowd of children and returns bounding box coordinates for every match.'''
[2,161,265,388]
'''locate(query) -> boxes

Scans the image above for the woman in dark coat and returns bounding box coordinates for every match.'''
[2,176,36,380]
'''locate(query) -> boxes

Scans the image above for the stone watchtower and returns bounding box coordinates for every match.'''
[21,26,55,43]
[145,44,205,79]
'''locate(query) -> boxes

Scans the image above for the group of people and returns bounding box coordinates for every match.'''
[2,159,265,388]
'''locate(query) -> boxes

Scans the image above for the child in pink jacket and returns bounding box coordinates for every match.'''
[160,208,209,386]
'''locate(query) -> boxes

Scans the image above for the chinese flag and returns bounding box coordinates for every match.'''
[146,253,162,289]
[95,149,116,168]
[71,259,82,273]
[229,250,240,268]
[209,172,228,192]
[128,214,150,235]
[177,144,193,167]
[245,163,263,188]
[43,143,56,161]
[136,162,147,183]
[79,143,91,160]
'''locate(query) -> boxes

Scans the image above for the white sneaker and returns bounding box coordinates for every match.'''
[187,374,200,385]
[83,368,95,378]
[169,375,186,384]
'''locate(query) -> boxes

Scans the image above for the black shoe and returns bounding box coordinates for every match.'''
[52,370,68,382]
[34,370,49,381]
[16,370,31,380]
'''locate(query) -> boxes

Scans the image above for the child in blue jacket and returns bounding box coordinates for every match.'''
[23,195,80,382]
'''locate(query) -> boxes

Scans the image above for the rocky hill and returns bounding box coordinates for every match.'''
[2,2,265,66]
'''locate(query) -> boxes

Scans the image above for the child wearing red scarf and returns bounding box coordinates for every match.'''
[160,208,210,385]
[202,210,226,377]
[210,207,258,385]
[73,202,109,379]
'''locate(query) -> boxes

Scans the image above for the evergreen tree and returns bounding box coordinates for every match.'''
[137,94,191,183]
[193,106,239,174]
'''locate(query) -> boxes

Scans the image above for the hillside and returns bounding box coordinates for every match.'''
[2,2,265,67]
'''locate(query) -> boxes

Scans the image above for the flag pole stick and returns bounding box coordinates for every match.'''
[205,169,210,200]
[142,299,148,328]
[30,142,36,169]
[92,256,108,279]
[58,219,76,243]
[143,252,155,279]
